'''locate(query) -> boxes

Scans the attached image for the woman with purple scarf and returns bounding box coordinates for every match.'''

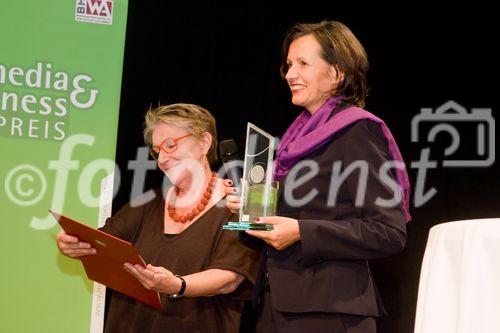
[225,21,411,333]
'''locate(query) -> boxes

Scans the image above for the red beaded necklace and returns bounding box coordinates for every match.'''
[167,172,218,223]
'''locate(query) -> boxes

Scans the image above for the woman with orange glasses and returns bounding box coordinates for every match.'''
[56,103,259,332]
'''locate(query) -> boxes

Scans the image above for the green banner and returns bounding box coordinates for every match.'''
[0,0,127,332]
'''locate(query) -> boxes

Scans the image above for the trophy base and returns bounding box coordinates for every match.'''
[222,222,273,231]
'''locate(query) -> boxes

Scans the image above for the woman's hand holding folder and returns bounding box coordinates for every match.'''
[56,230,97,258]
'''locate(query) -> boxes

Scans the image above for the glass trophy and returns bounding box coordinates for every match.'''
[223,123,277,231]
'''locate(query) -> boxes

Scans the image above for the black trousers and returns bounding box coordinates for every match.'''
[255,289,376,333]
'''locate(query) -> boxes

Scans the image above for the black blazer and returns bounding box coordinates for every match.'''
[245,116,407,317]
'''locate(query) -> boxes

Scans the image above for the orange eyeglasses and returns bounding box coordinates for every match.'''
[149,134,193,160]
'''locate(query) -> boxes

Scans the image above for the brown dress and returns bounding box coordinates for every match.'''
[99,189,259,333]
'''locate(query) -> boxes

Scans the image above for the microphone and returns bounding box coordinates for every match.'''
[219,139,243,190]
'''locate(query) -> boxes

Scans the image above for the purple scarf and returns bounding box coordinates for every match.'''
[274,96,412,222]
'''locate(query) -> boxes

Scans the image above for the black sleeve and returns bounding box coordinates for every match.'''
[207,215,261,300]
[98,200,147,243]
[298,120,407,264]
[238,230,266,252]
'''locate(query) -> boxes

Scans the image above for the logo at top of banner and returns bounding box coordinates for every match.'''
[75,0,113,25]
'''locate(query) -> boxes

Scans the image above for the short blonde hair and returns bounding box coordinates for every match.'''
[144,103,218,164]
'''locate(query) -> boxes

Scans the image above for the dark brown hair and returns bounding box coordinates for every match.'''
[280,21,369,108]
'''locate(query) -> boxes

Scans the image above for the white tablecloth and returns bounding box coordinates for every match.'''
[415,218,500,333]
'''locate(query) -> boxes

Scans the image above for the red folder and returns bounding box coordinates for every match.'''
[50,210,162,309]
